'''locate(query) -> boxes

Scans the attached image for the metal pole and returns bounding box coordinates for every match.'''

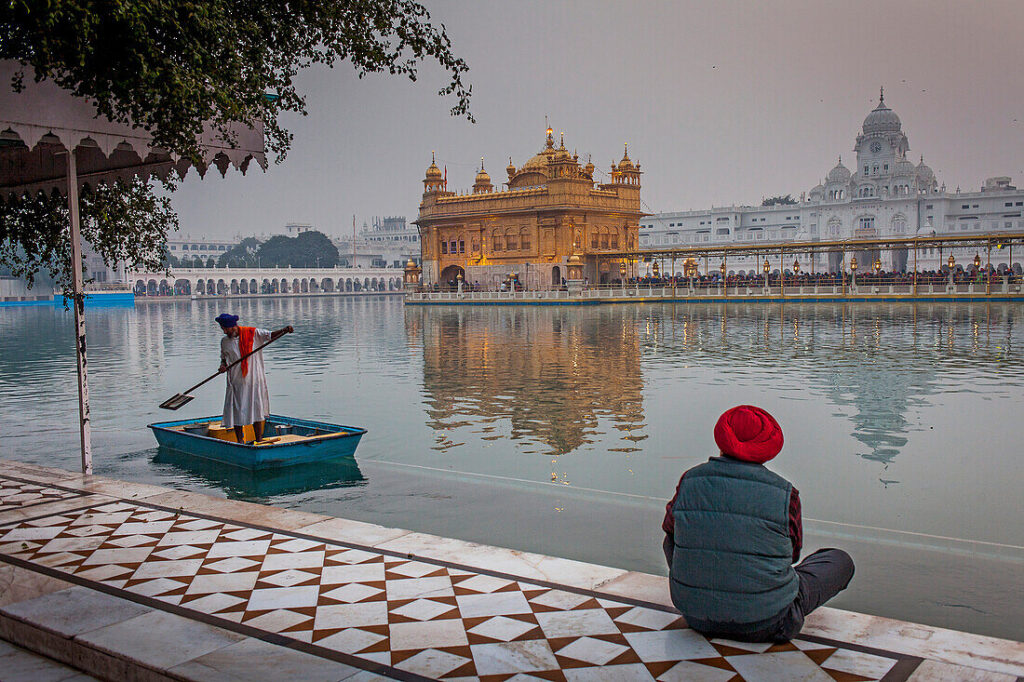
[66,148,92,475]
[913,240,918,296]
[986,244,992,295]
[780,247,785,297]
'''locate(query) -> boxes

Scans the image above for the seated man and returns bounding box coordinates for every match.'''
[663,405,854,642]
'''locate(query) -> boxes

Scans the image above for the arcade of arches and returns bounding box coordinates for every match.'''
[132,273,403,297]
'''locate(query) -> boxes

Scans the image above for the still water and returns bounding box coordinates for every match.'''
[1,298,1022,640]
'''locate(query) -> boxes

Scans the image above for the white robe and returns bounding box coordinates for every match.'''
[220,328,271,428]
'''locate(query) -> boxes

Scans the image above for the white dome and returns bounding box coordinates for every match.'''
[895,159,915,175]
[827,158,851,183]
[863,91,902,135]
[916,157,934,181]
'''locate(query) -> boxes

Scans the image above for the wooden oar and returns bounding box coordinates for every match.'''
[159,334,287,410]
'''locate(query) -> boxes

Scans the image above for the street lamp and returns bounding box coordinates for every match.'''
[619,263,627,280]
[762,257,770,290]
[793,259,800,274]
[850,255,858,289]
[652,261,660,278]
[973,253,981,270]
[873,257,881,274]
[948,254,955,270]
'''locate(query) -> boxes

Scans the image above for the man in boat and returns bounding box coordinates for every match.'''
[215,313,293,444]
[662,405,854,642]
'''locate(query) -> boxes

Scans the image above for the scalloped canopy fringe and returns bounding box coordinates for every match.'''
[0,60,266,201]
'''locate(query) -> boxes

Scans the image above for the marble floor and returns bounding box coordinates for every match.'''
[0,468,1019,682]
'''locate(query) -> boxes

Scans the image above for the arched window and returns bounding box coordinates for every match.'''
[828,217,841,237]
[505,229,518,251]
[492,231,503,251]
[600,229,609,249]
[610,229,619,249]
[892,215,907,234]
[520,227,531,250]
[591,230,599,248]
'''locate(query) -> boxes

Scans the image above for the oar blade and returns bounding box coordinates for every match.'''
[159,393,195,410]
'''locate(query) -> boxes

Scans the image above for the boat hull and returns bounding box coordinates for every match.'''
[148,415,366,470]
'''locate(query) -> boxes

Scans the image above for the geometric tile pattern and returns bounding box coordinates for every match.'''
[0,478,83,512]
[0,492,907,681]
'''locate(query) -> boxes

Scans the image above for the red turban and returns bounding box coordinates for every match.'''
[714,405,784,463]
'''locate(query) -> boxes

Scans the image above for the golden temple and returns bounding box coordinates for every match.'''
[415,128,643,288]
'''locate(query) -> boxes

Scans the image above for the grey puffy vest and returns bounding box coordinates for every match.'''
[669,456,798,625]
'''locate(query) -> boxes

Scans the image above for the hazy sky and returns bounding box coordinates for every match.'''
[170,0,1024,239]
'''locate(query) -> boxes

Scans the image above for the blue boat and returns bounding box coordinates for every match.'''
[148,415,367,470]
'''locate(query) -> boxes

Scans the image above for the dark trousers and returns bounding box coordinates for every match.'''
[685,548,856,643]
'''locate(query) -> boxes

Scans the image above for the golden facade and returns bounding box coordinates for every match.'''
[415,129,643,288]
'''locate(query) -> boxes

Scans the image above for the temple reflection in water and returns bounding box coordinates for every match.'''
[407,306,646,456]
[408,301,1018,466]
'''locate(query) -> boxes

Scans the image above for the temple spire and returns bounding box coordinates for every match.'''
[879,85,885,104]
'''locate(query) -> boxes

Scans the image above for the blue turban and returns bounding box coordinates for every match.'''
[215,313,239,328]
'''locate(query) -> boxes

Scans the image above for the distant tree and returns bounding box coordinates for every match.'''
[256,231,339,268]
[0,177,178,292]
[218,237,262,268]
[762,194,797,206]
[205,257,215,268]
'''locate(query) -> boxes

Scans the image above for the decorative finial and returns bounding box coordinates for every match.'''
[624,143,629,156]
[480,157,485,171]
[838,155,842,164]
[560,132,564,148]
[431,151,435,163]
[879,85,884,104]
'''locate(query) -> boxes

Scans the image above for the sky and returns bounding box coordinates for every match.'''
[169,0,1024,240]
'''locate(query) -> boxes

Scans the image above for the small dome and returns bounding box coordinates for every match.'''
[618,144,634,171]
[827,157,851,183]
[895,159,915,175]
[506,157,516,177]
[809,182,825,196]
[425,152,442,180]
[405,258,418,269]
[862,88,902,134]
[916,156,934,180]
[475,160,491,184]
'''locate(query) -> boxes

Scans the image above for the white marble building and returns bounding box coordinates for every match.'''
[641,90,1024,274]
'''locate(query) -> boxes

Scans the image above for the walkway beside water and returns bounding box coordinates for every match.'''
[405,280,1024,305]
[1,459,1021,681]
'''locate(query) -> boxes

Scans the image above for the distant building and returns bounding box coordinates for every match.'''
[167,235,240,265]
[331,216,420,269]
[641,89,1024,274]
[416,128,643,288]
[284,223,313,236]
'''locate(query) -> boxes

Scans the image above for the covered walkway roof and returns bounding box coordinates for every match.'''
[606,233,1024,261]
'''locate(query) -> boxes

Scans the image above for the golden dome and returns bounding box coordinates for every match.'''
[506,156,516,177]
[522,152,550,171]
[618,144,634,171]
[425,152,442,180]
[405,258,418,269]
[475,159,491,184]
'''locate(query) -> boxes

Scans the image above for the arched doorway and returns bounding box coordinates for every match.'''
[551,266,561,287]
[440,265,465,289]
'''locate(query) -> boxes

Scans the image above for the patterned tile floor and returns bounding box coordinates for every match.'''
[0,478,84,512]
[0,476,917,681]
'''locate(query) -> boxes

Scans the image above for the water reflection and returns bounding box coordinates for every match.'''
[408,306,646,456]
[639,302,1020,465]
[152,448,366,499]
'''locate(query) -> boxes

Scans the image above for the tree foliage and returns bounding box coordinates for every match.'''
[257,231,339,268]
[217,237,262,267]
[1,0,473,162]
[762,194,797,206]
[0,177,179,293]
